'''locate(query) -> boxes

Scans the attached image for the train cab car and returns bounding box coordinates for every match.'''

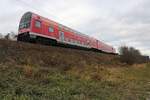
[18,12,59,44]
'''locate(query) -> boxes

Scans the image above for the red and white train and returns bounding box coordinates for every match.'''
[18,12,116,54]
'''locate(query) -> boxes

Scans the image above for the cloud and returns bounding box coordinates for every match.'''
[0,0,149,56]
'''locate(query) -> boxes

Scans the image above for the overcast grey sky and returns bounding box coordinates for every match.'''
[0,0,150,55]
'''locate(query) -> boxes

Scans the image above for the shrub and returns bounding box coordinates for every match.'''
[119,46,149,64]
[4,33,10,40]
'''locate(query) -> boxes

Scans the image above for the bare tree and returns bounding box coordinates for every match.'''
[4,33,10,40]
[4,31,17,41]
[119,46,149,64]
[10,31,17,41]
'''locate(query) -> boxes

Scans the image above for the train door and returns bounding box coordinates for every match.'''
[96,40,99,49]
[59,31,64,42]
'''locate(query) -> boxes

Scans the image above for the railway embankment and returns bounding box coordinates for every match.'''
[0,39,150,100]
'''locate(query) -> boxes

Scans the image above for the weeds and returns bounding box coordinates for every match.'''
[0,39,149,100]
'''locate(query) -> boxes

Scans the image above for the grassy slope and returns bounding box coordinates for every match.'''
[0,39,150,100]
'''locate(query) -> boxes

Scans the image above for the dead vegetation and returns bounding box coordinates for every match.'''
[0,39,120,69]
[0,39,150,100]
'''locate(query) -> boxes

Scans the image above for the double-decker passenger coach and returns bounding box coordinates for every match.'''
[18,12,116,54]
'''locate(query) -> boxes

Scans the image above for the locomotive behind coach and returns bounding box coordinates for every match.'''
[18,12,116,54]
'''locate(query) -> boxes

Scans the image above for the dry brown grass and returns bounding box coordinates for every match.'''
[0,39,150,100]
[0,39,119,70]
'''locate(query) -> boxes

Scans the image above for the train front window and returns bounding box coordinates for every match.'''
[19,12,32,30]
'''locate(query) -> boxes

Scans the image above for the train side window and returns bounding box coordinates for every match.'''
[65,38,68,42]
[49,27,54,32]
[35,20,41,28]
[79,41,81,44]
[82,42,84,45]
[75,41,77,44]
[68,39,70,42]
[70,39,72,43]
[59,24,63,30]
[73,40,75,43]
